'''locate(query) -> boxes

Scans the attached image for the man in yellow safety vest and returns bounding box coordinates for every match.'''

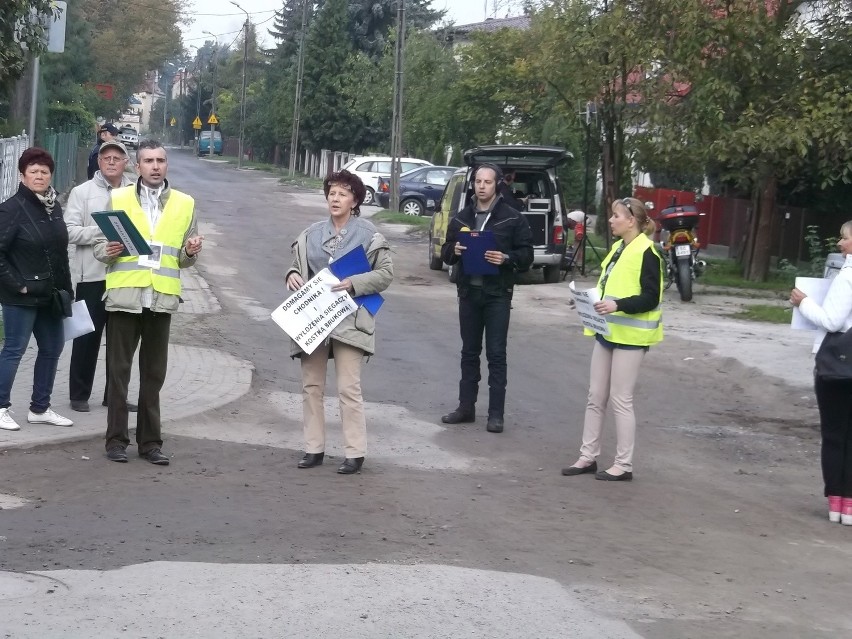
[94,139,203,465]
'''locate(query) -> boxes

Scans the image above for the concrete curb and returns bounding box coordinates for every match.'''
[0,267,253,451]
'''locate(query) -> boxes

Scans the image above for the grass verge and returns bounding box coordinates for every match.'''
[729,304,793,323]
[701,258,795,292]
[278,174,325,190]
[372,211,431,228]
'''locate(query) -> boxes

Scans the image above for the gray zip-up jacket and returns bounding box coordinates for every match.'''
[286,228,393,357]
[65,170,134,284]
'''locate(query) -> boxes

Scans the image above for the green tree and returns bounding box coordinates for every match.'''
[78,0,186,115]
[348,0,445,59]
[642,0,852,280]
[300,0,356,151]
[0,1,56,96]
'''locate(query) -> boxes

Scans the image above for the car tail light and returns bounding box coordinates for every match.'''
[552,225,564,245]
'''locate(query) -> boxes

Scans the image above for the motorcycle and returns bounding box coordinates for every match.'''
[656,204,707,302]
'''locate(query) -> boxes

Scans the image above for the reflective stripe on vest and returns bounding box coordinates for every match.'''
[106,185,194,295]
[585,233,663,346]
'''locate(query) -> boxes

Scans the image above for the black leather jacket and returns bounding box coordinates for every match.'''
[441,196,534,297]
[0,184,72,307]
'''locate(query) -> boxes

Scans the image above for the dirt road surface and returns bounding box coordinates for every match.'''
[0,152,845,639]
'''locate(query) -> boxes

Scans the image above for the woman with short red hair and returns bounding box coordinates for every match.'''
[0,147,74,431]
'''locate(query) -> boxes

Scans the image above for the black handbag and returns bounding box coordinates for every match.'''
[50,288,72,318]
[815,329,852,380]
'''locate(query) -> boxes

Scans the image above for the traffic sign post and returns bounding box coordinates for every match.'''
[207,114,219,157]
[192,116,202,130]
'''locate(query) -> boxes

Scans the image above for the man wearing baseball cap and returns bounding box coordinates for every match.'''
[86,123,119,179]
[66,140,136,413]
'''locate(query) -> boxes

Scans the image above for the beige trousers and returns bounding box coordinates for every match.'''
[578,341,646,472]
[300,340,366,459]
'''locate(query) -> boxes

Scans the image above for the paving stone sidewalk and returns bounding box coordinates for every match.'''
[0,268,253,451]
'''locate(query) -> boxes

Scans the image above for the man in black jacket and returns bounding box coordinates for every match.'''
[440,164,533,433]
[86,124,119,180]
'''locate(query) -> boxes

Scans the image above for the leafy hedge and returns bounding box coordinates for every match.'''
[46,102,95,143]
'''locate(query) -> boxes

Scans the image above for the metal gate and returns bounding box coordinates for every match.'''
[0,133,31,202]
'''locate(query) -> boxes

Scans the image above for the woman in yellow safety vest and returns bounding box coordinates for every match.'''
[562,197,663,482]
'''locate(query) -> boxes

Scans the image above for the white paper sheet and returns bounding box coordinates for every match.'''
[270,269,358,354]
[791,277,832,330]
[569,281,610,336]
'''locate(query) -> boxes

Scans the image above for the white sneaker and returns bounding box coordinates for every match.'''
[27,408,73,427]
[0,407,20,431]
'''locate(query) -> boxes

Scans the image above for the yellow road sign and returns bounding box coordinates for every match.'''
[207,113,219,125]
[170,117,176,126]
[192,116,202,129]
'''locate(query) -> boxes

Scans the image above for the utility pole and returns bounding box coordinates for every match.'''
[203,31,219,158]
[178,68,185,148]
[389,0,406,213]
[231,1,249,168]
[28,58,40,143]
[189,45,201,144]
[289,0,309,176]
[162,69,169,140]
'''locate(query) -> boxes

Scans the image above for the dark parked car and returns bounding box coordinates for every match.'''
[377,165,457,216]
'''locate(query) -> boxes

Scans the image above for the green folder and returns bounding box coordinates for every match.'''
[91,210,153,257]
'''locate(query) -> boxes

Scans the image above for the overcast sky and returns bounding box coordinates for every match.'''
[181,1,518,50]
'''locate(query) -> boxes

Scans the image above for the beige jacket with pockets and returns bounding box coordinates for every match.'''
[285,227,393,357]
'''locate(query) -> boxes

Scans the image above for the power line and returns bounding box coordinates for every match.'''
[122,1,276,18]
[183,13,275,44]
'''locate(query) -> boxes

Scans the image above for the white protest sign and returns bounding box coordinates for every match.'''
[791,276,832,330]
[271,269,358,354]
[569,281,610,336]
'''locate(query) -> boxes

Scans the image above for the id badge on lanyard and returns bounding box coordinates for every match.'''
[139,242,163,269]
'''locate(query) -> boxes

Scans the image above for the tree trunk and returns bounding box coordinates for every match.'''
[599,116,617,249]
[9,64,33,130]
[743,174,777,281]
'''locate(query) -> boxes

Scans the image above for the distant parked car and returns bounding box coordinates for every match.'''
[117,126,139,149]
[340,156,432,206]
[197,130,223,156]
[376,166,457,216]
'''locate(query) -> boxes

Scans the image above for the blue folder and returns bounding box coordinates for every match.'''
[459,230,499,275]
[329,245,384,315]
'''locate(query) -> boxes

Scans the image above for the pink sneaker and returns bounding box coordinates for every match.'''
[828,496,842,523]
[841,498,852,526]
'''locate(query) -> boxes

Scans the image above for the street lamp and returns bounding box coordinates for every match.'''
[231,1,250,169]
[202,30,219,158]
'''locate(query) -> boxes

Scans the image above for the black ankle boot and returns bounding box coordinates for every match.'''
[298,452,324,468]
[337,457,364,474]
[486,414,504,433]
[441,406,475,424]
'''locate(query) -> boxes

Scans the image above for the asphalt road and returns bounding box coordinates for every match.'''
[0,150,847,638]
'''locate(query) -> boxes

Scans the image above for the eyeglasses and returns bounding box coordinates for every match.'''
[620,198,634,215]
[100,156,126,164]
